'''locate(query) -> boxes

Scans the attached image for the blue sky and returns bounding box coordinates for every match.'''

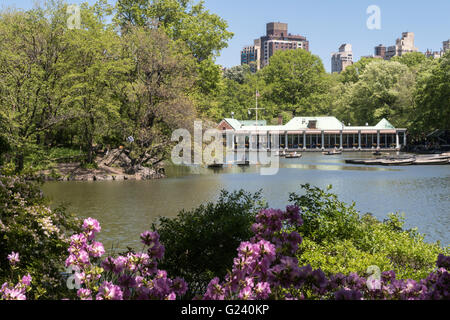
[2,0,449,72]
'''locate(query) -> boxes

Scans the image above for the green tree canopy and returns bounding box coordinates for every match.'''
[262,49,327,115]
[413,52,450,135]
[345,60,415,127]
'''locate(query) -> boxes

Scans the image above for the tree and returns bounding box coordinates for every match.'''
[152,189,266,298]
[0,5,69,171]
[115,0,233,62]
[340,56,378,84]
[262,49,328,115]
[391,52,427,69]
[58,3,131,163]
[413,52,450,135]
[223,65,251,84]
[118,26,197,173]
[345,60,415,127]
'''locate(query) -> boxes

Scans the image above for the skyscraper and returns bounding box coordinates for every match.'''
[374,44,386,59]
[385,32,418,60]
[331,44,353,73]
[240,22,309,70]
[443,40,450,52]
[240,39,261,72]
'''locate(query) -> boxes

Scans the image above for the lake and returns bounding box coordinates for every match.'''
[42,152,450,250]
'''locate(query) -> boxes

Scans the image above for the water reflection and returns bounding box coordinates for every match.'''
[43,152,450,250]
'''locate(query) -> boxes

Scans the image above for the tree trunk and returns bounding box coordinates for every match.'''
[15,153,24,173]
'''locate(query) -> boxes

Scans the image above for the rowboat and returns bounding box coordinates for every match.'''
[413,158,449,165]
[380,158,415,166]
[285,152,302,159]
[345,159,366,164]
[236,158,250,166]
[373,151,389,156]
[361,159,385,165]
[323,150,342,155]
[207,161,223,168]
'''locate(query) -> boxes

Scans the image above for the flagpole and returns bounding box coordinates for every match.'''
[255,89,258,127]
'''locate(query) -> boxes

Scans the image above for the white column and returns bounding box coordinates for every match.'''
[231,133,235,150]
[358,131,361,150]
[285,132,288,150]
[321,131,325,150]
[303,132,306,150]
[377,130,380,149]
[340,131,343,149]
[403,132,407,147]
[396,132,400,150]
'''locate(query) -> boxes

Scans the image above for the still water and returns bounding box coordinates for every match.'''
[42,152,450,250]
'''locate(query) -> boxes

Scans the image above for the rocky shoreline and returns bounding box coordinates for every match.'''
[39,149,166,182]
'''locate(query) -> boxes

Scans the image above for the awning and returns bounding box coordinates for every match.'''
[360,130,378,134]
[378,130,397,134]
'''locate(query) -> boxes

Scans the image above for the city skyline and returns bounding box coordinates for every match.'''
[2,0,450,72]
[202,0,450,72]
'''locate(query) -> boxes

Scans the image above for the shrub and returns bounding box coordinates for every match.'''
[152,189,266,298]
[62,219,187,300]
[0,173,80,299]
[289,184,447,281]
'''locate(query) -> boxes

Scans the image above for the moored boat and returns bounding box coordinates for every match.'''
[413,158,450,165]
[236,158,250,166]
[345,159,366,164]
[323,150,342,155]
[275,150,287,157]
[207,160,223,168]
[285,152,302,159]
[362,159,385,165]
[380,158,415,166]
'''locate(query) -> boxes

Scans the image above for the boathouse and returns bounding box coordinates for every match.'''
[217,116,407,150]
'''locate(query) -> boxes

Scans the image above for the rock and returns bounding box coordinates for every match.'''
[99,148,132,167]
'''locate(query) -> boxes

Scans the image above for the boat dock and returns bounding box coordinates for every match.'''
[345,153,450,166]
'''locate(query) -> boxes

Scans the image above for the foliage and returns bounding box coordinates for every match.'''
[391,52,428,69]
[413,51,450,135]
[343,60,415,127]
[289,184,446,281]
[58,2,131,164]
[340,57,378,84]
[1,182,449,300]
[0,173,80,299]
[0,4,69,171]
[0,1,212,172]
[115,0,233,62]
[223,65,252,84]
[118,26,197,172]
[63,218,187,300]
[151,189,266,298]
[262,49,327,115]
[202,204,449,300]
